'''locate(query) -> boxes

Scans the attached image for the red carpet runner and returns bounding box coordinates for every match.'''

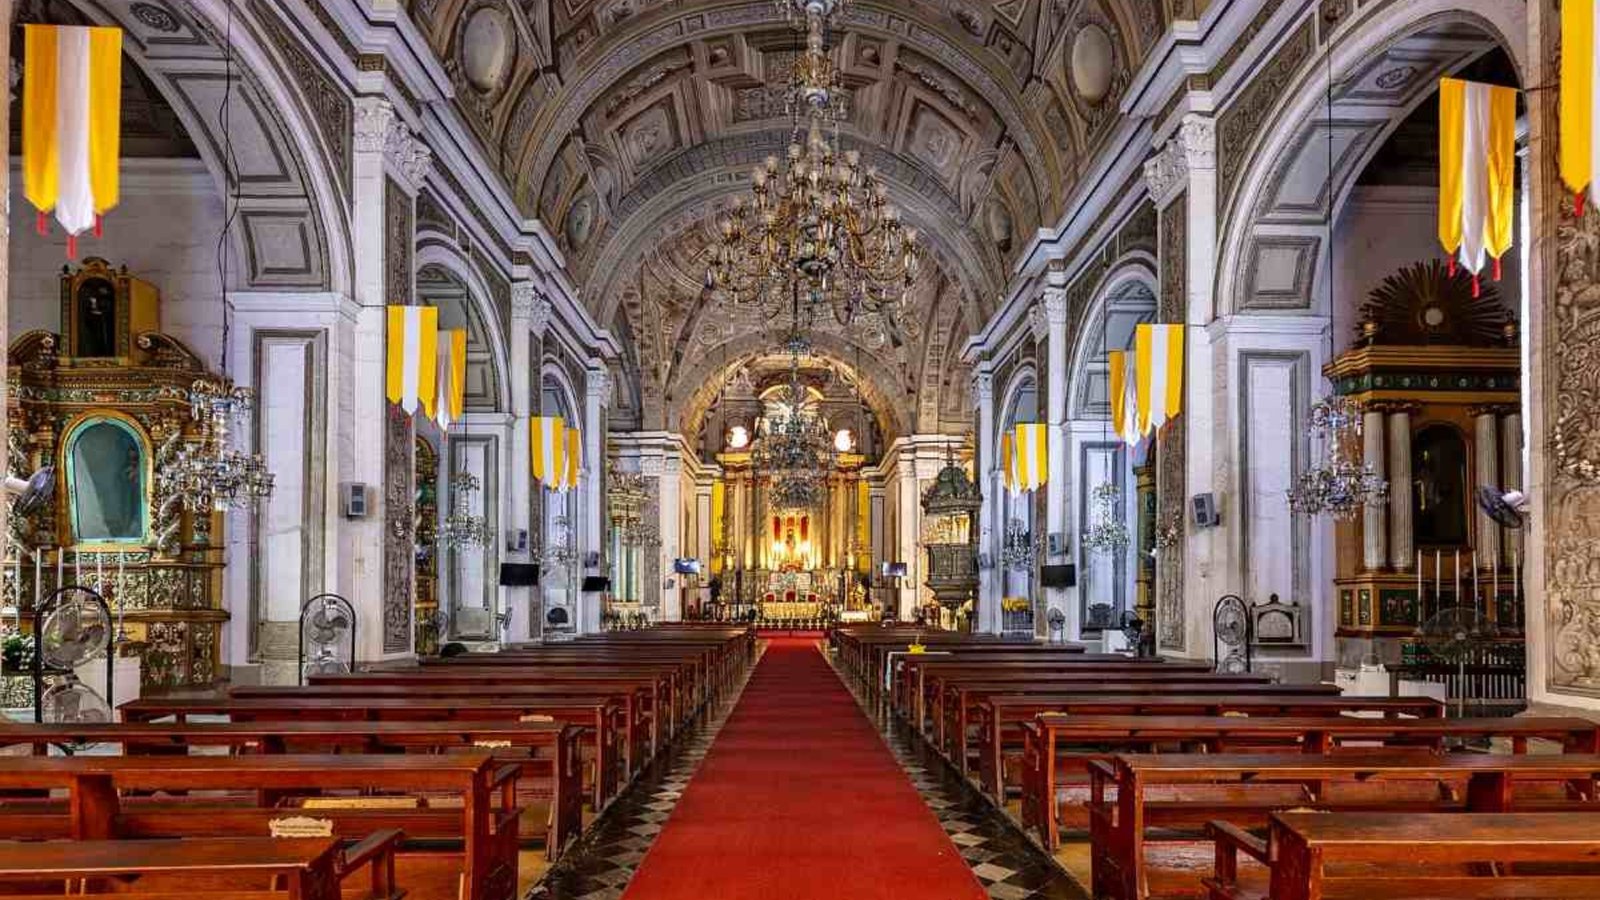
[622,638,988,899]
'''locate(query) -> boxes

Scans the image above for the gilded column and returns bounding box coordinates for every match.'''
[1362,407,1388,570]
[1385,404,1417,570]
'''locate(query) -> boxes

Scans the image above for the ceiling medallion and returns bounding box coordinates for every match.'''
[706,0,921,334]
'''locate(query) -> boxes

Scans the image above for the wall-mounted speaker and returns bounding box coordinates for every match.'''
[340,483,371,519]
[1192,492,1221,528]
[505,529,528,553]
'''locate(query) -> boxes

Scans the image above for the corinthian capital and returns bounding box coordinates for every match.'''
[514,282,553,336]
[355,98,432,190]
[1144,114,1215,207]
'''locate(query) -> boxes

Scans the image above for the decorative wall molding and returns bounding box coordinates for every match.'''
[355,98,433,191]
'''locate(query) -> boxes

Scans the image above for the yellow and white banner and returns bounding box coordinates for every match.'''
[1562,1,1597,212]
[1000,429,1015,493]
[385,305,439,417]
[1012,423,1048,492]
[1439,76,1516,295]
[23,25,123,256]
[563,427,582,492]
[1135,324,1184,435]
[1107,349,1140,445]
[434,329,467,431]
[531,416,567,488]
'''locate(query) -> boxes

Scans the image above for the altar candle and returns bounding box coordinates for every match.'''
[1416,549,1422,604]
[1434,550,1441,603]
[117,553,124,595]
[96,553,103,592]
[33,553,42,608]
[1492,555,1499,610]
[74,551,80,586]
[1473,552,1480,615]
[1513,546,1520,624]
[1454,549,1461,604]
[55,550,63,589]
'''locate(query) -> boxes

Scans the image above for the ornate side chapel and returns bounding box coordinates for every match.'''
[4,259,233,695]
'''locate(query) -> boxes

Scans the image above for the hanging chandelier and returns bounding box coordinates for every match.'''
[705,0,920,330]
[1286,395,1389,519]
[1001,518,1038,570]
[1082,482,1130,555]
[158,377,274,513]
[752,339,837,512]
[440,471,490,550]
[608,465,661,549]
[536,514,579,567]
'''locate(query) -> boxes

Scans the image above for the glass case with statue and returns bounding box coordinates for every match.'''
[3,258,259,699]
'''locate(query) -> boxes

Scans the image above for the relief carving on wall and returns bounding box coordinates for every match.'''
[385,177,414,308]
[1156,193,1188,651]
[383,408,415,654]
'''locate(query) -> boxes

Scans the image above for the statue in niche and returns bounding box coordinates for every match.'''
[67,419,145,541]
[75,276,118,358]
[1412,424,1468,547]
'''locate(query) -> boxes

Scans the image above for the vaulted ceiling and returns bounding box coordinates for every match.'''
[405,0,1168,435]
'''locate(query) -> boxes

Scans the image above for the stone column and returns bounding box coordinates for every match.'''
[1500,409,1523,569]
[657,453,682,621]
[507,285,548,640]
[1362,407,1388,571]
[1041,272,1073,635]
[345,98,430,661]
[579,367,609,633]
[898,463,921,619]
[1472,406,1502,575]
[973,370,999,633]
[1385,405,1416,571]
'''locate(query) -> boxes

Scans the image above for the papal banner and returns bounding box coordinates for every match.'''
[385,305,439,417]
[23,25,123,257]
[1438,76,1515,296]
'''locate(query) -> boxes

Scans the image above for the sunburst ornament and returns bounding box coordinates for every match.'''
[1358,260,1509,347]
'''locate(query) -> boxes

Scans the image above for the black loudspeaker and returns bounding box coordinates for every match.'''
[581,576,611,593]
[499,563,539,586]
[1040,563,1077,588]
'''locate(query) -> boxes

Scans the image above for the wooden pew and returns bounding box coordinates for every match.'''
[231,682,652,779]
[0,719,582,859]
[925,670,1283,753]
[0,833,403,900]
[0,753,520,900]
[1089,752,1600,900]
[899,657,1217,725]
[966,689,1413,801]
[1206,812,1600,900]
[118,695,621,810]
[1024,714,1600,848]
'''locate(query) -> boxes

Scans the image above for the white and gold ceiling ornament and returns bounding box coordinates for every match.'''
[705,0,920,332]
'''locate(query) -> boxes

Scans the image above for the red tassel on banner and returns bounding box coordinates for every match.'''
[1471,273,1481,298]
[1579,192,1587,218]
[1492,257,1502,281]
[35,212,46,236]
[1447,257,1456,277]
[65,234,78,259]
[93,215,103,238]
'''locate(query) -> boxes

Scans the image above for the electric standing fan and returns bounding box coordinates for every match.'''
[298,593,356,683]
[1475,486,1528,530]
[31,586,114,723]
[1417,605,1494,718]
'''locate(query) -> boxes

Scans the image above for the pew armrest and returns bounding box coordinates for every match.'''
[490,764,521,791]
[1207,821,1268,863]
[338,828,404,876]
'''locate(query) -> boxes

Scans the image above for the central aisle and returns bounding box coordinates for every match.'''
[621,638,989,899]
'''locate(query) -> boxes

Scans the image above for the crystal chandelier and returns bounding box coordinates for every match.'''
[440,471,490,550]
[1000,518,1038,570]
[609,465,661,549]
[752,340,837,512]
[1082,482,1130,555]
[705,0,920,330]
[537,515,579,567]
[1286,395,1389,518]
[158,377,274,513]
